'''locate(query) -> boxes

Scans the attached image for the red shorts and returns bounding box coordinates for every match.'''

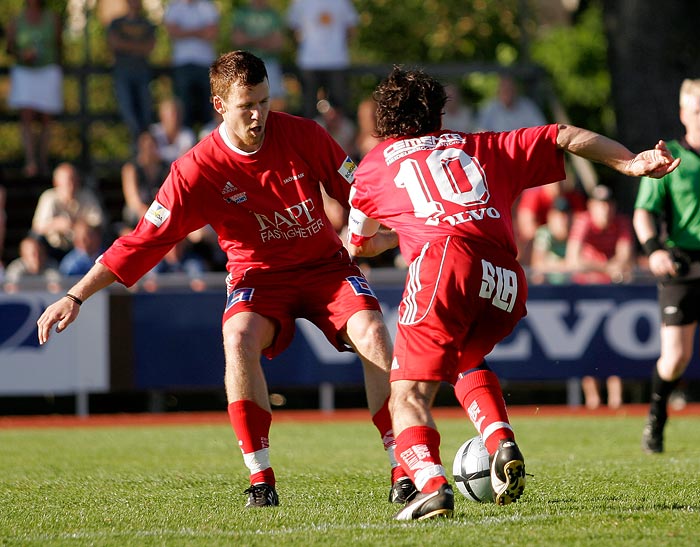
[392,236,527,385]
[222,250,381,359]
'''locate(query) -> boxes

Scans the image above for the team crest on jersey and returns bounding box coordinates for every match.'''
[337,156,357,183]
[225,287,255,311]
[346,275,377,298]
[144,200,171,227]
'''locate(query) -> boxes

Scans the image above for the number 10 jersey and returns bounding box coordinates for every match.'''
[350,124,565,264]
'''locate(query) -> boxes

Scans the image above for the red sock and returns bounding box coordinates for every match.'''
[454,369,514,453]
[395,426,447,493]
[371,397,408,483]
[228,400,275,486]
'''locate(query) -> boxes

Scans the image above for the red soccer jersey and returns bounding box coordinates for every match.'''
[350,125,566,263]
[101,112,357,286]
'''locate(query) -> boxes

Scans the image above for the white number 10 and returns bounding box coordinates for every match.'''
[394,148,489,224]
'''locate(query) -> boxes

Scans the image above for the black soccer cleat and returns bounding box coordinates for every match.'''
[641,412,667,454]
[244,483,279,508]
[393,484,454,521]
[490,439,526,506]
[388,476,418,504]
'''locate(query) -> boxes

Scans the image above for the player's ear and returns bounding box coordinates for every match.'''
[213,95,226,115]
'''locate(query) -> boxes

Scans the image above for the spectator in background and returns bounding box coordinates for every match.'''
[163,0,220,130]
[6,0,63,178]
[355,96,381,159]
[31,163,105,261]
[107,0,156,152]
[442,84,474,132]
[121,131,170,231]
[581,375,623,410]
[149,98,197,165]
[566,184,630,411]
[566,184,635,285]
[529,196,573,285]
[59,218,104,277]
[477,73,546,132]
[287,0,358,118]
[4,235,60,292]
[230,0,287,112]
[315,99,357,157]
[515,178,586,263]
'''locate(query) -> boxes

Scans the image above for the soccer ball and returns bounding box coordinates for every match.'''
[452,435,495,502]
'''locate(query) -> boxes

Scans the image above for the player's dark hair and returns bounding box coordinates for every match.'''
[210,50,268,99]
[374,66,447,139]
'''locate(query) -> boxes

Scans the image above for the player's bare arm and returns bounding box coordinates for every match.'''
[37,262,118,345]
[556,124,681,178]
[348,228,399,258]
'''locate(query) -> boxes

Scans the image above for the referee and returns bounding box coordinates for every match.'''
[634,78,700,453]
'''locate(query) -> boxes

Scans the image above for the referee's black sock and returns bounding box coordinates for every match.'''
[649,366,679,418]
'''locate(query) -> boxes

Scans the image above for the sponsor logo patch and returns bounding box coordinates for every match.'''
[663,305,679,316]
[346,275,377,298]
[224,192,248,204]
[221,181,237,194]
[144,200,171,227]
[225,287,255,311]
[337,156,357,183]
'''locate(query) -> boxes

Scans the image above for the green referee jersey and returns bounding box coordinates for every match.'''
[635,139,700,250]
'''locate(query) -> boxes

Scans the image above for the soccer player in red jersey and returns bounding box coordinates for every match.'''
[36,51,406,508]
[347,67,680,520]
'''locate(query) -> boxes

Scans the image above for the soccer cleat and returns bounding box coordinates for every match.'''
[388,476,418,504]
[641,412,667,454]
[393,484,454,521]
[490,439,526,506]
[244,483,279,508]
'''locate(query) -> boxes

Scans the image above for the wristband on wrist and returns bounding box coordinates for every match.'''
[65,293,83,306]
[641,237,664,256]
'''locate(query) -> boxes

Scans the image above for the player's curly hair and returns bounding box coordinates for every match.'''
[374,66,447,139]
[210,50,268,99]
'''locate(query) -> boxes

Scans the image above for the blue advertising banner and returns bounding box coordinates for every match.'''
[129,283,700,390]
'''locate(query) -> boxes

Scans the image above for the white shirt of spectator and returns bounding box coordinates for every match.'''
[287,0,358,70]
[163,0,220,67]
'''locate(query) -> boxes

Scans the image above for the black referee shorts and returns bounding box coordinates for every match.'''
[658,279,700,326]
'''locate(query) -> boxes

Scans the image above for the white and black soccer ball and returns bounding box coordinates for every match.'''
[452,435,495,502]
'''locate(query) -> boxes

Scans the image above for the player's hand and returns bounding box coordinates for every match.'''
[648,249,677,278]
[626,140,681,178]
[37,297,81,345]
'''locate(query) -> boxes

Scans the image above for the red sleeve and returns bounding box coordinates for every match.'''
[100,162,207,286]
[497,125,566,193]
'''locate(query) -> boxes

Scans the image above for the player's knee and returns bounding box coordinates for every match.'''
[350,312,390,346]
[658,354,690,380]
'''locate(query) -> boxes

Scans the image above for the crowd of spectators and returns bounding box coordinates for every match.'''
[0,3,652,304]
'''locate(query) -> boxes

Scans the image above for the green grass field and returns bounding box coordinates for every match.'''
[1,412,698,546]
